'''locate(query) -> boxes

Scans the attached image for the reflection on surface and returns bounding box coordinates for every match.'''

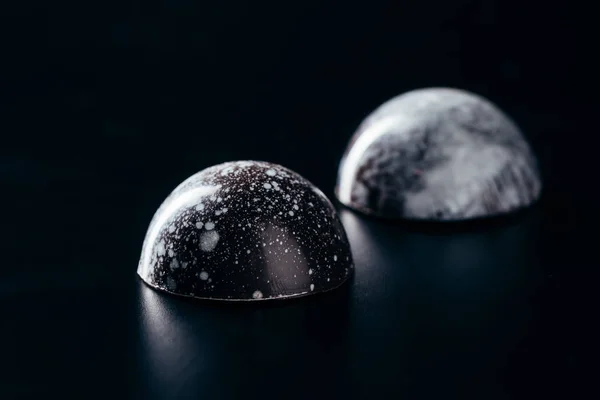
[338,208,545,396]
[135,206,546,398]
[338,209,402,300]
[340,207,543,294]
[139,283,210,393]
[137,280,352,398]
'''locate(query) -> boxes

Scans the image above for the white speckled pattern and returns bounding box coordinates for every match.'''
[336,88,542,220]
[138,161,354,301]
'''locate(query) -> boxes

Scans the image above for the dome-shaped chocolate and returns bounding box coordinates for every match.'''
[336,88,542,220]
[138,161,353,301]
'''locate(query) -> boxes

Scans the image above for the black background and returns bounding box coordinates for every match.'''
[1,1,597,399]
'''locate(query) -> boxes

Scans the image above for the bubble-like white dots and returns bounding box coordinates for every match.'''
[156,240,166,256]
[138,160,353,301]
[200,230,220,252]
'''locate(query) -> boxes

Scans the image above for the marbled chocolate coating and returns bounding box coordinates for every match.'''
[336,88,542,220]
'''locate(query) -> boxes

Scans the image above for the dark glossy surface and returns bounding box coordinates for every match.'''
[1,1,594,398]
[2,198,591,399]
[138,161,353,300]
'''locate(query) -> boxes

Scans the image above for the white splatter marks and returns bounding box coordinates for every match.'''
[221,166,234,176]
[252,290,263,299]
[265,169,277,176]
[140,160,353,300]
[334,255,338,261]
[156,240,166,256]
[199,230,220,252]
[170,258,180,270]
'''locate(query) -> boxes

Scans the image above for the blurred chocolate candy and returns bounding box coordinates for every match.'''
[336,87,542,220]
